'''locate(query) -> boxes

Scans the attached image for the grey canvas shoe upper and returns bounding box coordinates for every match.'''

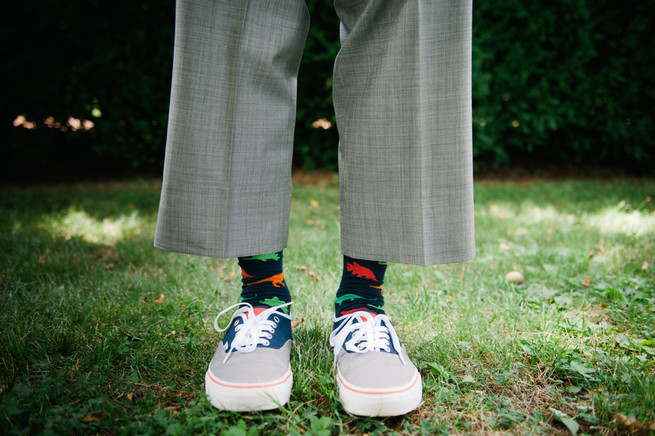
[208,340,292,385]
[330,311,422,416]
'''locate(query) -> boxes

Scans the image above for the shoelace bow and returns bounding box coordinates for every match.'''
[213,302,292,363]
[329,311,406,365]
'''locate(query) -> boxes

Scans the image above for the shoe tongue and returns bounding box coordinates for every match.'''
[341,308,378,321]
[351,310,377,323]
[251,307,267,317]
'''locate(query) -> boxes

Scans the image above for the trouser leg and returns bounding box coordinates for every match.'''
[155,0,310,258]
[333,0,475,266]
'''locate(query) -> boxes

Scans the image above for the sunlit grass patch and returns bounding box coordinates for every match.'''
[39,207,145,244]
[584,200,655,237]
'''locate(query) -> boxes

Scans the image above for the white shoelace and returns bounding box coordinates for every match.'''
[213,302,292,363]
[329,311,406,365]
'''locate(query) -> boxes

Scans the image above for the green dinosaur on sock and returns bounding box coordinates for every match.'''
[335,293,381,305]
[242,253,280,262]
[258,296,290,314]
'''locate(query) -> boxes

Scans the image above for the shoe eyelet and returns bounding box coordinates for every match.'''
[234,320,239,326]
[271,322,277,328]
[274,316,279,323]
[263,340,270,346]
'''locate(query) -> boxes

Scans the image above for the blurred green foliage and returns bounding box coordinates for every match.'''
[472,0,654,168]
[2,0,653,180]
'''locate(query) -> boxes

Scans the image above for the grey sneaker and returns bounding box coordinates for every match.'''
[329,311,422,416]
[205,302,293,411]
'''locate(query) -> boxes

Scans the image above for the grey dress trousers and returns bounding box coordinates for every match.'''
[155,0,475,266]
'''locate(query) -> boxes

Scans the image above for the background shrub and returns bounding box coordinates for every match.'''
[472,0,654,169]
[3,1,174,180]
[2,0,653,181]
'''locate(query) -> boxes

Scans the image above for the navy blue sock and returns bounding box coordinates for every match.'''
[334,256,387,318]
[238,251,291,314]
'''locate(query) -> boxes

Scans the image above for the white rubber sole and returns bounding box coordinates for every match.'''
[205,366,293,412]
[337,369,422,416]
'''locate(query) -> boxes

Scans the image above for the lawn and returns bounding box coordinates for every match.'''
[1,174,654,435]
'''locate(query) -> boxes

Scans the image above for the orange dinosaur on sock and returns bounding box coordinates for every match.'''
[246,272,285,287]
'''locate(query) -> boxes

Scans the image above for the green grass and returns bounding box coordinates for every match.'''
[1,175,654,435]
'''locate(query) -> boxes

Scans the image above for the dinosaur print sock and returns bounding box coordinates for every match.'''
[238,251,291,314]
[335,256,387,319]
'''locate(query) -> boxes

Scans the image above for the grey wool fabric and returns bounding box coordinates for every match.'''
[155,0,475,266]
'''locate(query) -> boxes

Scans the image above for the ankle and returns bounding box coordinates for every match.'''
[238,251,291,313]
[335,256,387,317]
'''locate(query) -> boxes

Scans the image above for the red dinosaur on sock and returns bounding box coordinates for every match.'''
[241,268,255,279]
[346,262,378,281]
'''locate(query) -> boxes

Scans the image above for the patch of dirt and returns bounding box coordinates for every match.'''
[292,169,338,187]
[473,162,650,183]
[292,163,652,187]
[4,163,650,191]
